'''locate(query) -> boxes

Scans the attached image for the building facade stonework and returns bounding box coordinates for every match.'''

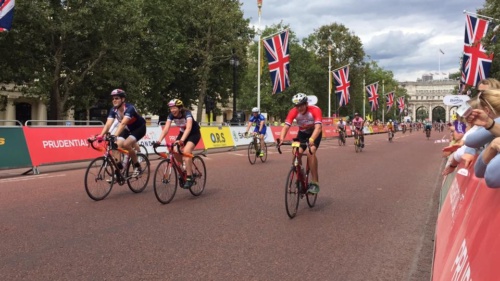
[400,77,459,122]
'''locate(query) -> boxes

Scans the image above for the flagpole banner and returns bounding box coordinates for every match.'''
[0,0,15,32]
[462,14,494,87]
[397,97,405,114]
[263,30,290,94]
[365,82,379,112]
[386,92,395,111]
[333,66,350,107]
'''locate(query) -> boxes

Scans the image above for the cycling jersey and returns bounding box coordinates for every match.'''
[107,103,146,132]
[352,117,364,129]
[167,110,200,133]
[249,113,267,135]
[337,121,346,129]
[387,122,393,129]
[284,105,323,134]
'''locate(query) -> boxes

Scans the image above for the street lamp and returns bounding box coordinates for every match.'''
[229,54,240,124]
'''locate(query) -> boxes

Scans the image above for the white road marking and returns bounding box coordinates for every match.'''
[0,174,66,184]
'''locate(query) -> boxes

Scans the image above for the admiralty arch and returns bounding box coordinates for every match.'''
[399,75,459,123]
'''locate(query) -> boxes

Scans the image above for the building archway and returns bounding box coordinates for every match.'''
[432,106,446,122]
[416,106,428,121]
[15,102,31,125]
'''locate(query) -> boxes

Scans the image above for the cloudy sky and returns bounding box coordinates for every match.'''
[241,0,486,82]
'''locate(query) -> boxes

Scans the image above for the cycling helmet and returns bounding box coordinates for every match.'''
[251,107,259,113]
[292,93,308,105]
[354,112,359,116]
[389,119,392,122]
[168,99,183,107]
[110,89,126,98]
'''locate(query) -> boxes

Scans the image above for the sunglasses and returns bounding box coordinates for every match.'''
[112,97,122,100]
[477,91,497,115]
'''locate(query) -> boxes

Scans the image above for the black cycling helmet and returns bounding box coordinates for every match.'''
[110,89,126,98]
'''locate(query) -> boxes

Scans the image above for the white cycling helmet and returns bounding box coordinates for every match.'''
[292,93,308,105]
[251,107,259,113]
[389,119,392,122]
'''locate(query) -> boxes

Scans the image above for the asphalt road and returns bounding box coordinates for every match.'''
[0,130,447,281]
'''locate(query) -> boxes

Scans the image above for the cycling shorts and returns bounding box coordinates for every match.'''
[252,126,267,136]
[177,130,201,146]
[298,131,322,150]
[119,124,146,141]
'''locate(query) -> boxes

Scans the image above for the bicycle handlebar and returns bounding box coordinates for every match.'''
[276,138,312,155]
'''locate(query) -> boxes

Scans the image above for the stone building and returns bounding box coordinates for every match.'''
[399,74,460,122]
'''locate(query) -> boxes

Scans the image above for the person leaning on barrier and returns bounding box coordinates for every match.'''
[244,107,266,157]
[154,99,201,189]
[277,93,323,194]
[474,137,500,187]
[98,89,146,177]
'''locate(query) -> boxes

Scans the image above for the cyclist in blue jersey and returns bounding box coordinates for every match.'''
[98,89,146,177]
[244,107,267,157]
[154,99,201,189]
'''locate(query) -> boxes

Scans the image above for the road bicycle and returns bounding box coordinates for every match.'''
[337,129,346,146]
[353,128,363,153]
[85,133,150,201]
[137,143,148,158]
[388,130,394,142]
[277,138,317,219]
[247,133,267,164]
[152,143,207,204]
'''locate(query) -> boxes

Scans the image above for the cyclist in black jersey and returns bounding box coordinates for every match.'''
[154,99,201,189]
[98,89,146,177]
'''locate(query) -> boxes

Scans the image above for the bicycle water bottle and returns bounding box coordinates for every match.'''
[122,154,129,170]
[294,158,298,167]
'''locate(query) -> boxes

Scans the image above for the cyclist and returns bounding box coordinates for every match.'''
[337,118,347,139]
[352,113,365,147]
[154,99,201,189]
[244,107,267,157]
[424,119,432,137]
[98,89,146,177]
[277,93,322,194]
[387,119,394,139]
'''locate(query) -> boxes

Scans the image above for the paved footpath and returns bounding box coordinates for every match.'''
[0,131,446,280]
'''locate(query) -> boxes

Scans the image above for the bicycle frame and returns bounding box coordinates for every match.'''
[277,139,311,194]
[88,134,132,182]
[161,143,194,182]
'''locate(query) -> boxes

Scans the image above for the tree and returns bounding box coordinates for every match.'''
[0,0,147,121]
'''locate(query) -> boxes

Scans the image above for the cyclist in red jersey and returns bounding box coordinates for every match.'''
[277,93,323,194]
[352,113,365,147]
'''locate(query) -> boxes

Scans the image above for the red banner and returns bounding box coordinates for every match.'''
[23,127,104,166]
[433,162,500,280]
[270,126,299,141]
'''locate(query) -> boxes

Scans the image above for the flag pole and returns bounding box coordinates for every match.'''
[382,80,385,125]
[257,0,262,111]
[328,45,332,118]
[463,10,499,21]
[363,75,366,119]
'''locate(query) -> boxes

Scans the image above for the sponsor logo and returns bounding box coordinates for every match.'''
[0,138,5,145]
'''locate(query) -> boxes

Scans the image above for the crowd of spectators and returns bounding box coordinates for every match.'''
[442,78,500,188]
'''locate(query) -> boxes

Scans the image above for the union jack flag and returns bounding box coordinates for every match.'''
[333,66,350,107]
[263,30,290,94]
[397,97,405,114]
[0,0,15,32]
[386,92,395,111]
[462,14,494,87]
[365,82,379,112]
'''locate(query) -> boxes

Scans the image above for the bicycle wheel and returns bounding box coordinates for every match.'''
[338,136,342,146]
[354,138,359,153]
[285,167,300,219]
[84,157,114,201]
[139,144,148,158]
[189,156,206,196]
[247,142,257,164]
[153,159,178,204]
[126,153,150,193]
[306,168,317,208]
[259,142,268,163]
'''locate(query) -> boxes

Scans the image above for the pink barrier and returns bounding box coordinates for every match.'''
[433,162,500,280]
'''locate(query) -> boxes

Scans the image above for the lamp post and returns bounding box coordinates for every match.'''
[328,44,332,118]
[229,54,240,124]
